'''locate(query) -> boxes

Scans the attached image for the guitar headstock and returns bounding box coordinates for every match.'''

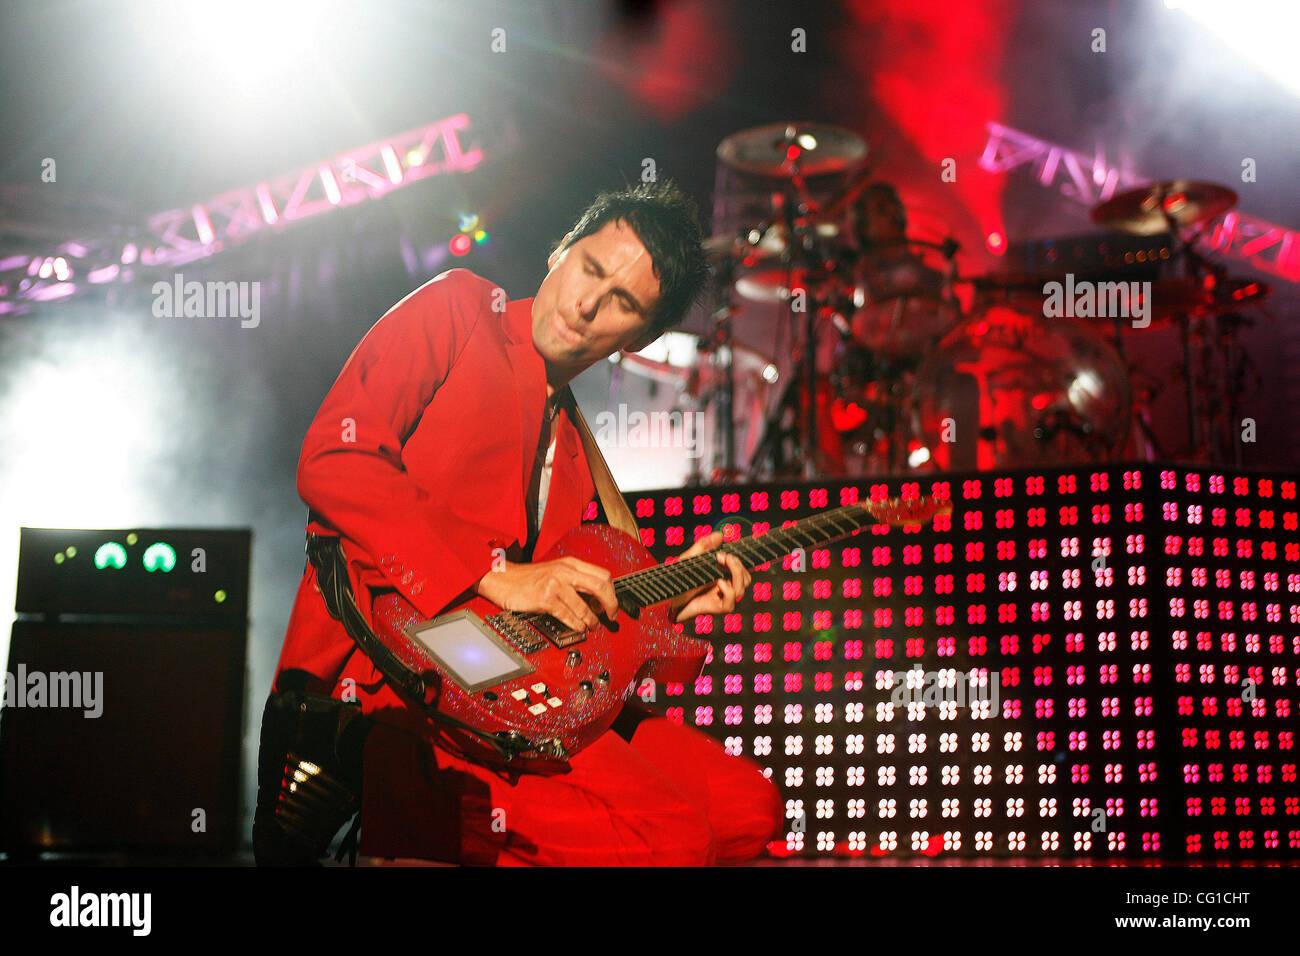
[865,495,954,527]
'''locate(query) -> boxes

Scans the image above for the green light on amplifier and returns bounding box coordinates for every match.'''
[53,553,64,565]
[94,542,128,570]
[65,546,76,558]
[142,542,177,573]
[214,590,227,604]
[126,533,138,546]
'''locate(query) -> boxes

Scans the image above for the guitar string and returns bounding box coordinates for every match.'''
[502,500,941,628]
[521,504,869,620]
[500,509,865,629]
[610,498,947,607]
[502,500,937,630]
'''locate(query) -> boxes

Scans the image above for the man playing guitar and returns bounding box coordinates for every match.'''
[258,181,783,866]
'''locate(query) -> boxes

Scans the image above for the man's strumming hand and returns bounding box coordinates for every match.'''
[475,556,619,634]
[667,531,751,624]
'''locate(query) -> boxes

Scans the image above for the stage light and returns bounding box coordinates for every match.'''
[633,465,1299,859]
[94,542,128,570]
[449,234,472,257]
[128,0,351,98]
[1165,0,1300,97]
[458,213,480,232]
[473,230,489,245]
[142,542,176,573]
[380,145,403,185]
[320,167,342,205]
[31,283,77,302]
[986,230,1006,254]
[1,345,165,531]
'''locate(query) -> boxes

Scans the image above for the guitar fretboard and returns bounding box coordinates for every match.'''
[493,496,947,637]
[613,501,916,612]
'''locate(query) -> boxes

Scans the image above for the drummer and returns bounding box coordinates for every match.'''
[815,182,954,375]
[849,183,948,306]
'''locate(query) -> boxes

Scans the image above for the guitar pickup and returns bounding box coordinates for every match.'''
[547,631,586,649]
[529,615,588,649]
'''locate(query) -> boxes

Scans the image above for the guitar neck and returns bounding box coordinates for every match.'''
[613,498,940,612]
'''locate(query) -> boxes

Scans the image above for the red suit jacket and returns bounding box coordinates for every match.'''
[273,267,596,739]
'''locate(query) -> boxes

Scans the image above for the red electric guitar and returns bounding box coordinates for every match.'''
[368,495,951,771]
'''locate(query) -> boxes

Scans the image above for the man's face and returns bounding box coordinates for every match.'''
[532,219,662,381]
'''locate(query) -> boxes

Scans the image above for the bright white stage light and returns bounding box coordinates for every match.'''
[1165,0,1300,98]
[129,0,349,97]
[0,344,170,530]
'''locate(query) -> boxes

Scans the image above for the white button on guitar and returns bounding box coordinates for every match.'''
[530,683,547,694]
[527,703,548,716]
[511,689,529,701]
[547,697,562,708]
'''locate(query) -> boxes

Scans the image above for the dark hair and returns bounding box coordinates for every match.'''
[854,182,908,244]
[554,179,709,338]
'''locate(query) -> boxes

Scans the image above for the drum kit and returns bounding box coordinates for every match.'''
[609,122,1272,481]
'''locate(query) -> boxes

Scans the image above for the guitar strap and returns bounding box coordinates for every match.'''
[557,386,641,539]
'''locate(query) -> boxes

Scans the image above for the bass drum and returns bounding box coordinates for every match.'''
[911,304,1131,471]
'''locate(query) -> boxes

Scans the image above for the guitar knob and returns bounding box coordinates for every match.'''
[575,680,594,703]
[596,671,610,686]
[566,650,582,667]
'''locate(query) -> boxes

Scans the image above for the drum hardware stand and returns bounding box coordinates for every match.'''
[746,204,840,476]
[745,253,841,480]
[1089,180,1269,468]
[783,145,832,479]
[1128,367,1165,462]
[752,129,841,480]
[1210,311,1261,468]
[707,255,740,479]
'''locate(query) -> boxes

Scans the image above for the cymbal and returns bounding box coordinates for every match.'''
[705,222,840,264]
[717,122,867,178]
[1090,180,1237,235]
[734,267,819,303]
[704,234,747,260]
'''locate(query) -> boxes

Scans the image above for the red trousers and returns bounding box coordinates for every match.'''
[358,703,784,866]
